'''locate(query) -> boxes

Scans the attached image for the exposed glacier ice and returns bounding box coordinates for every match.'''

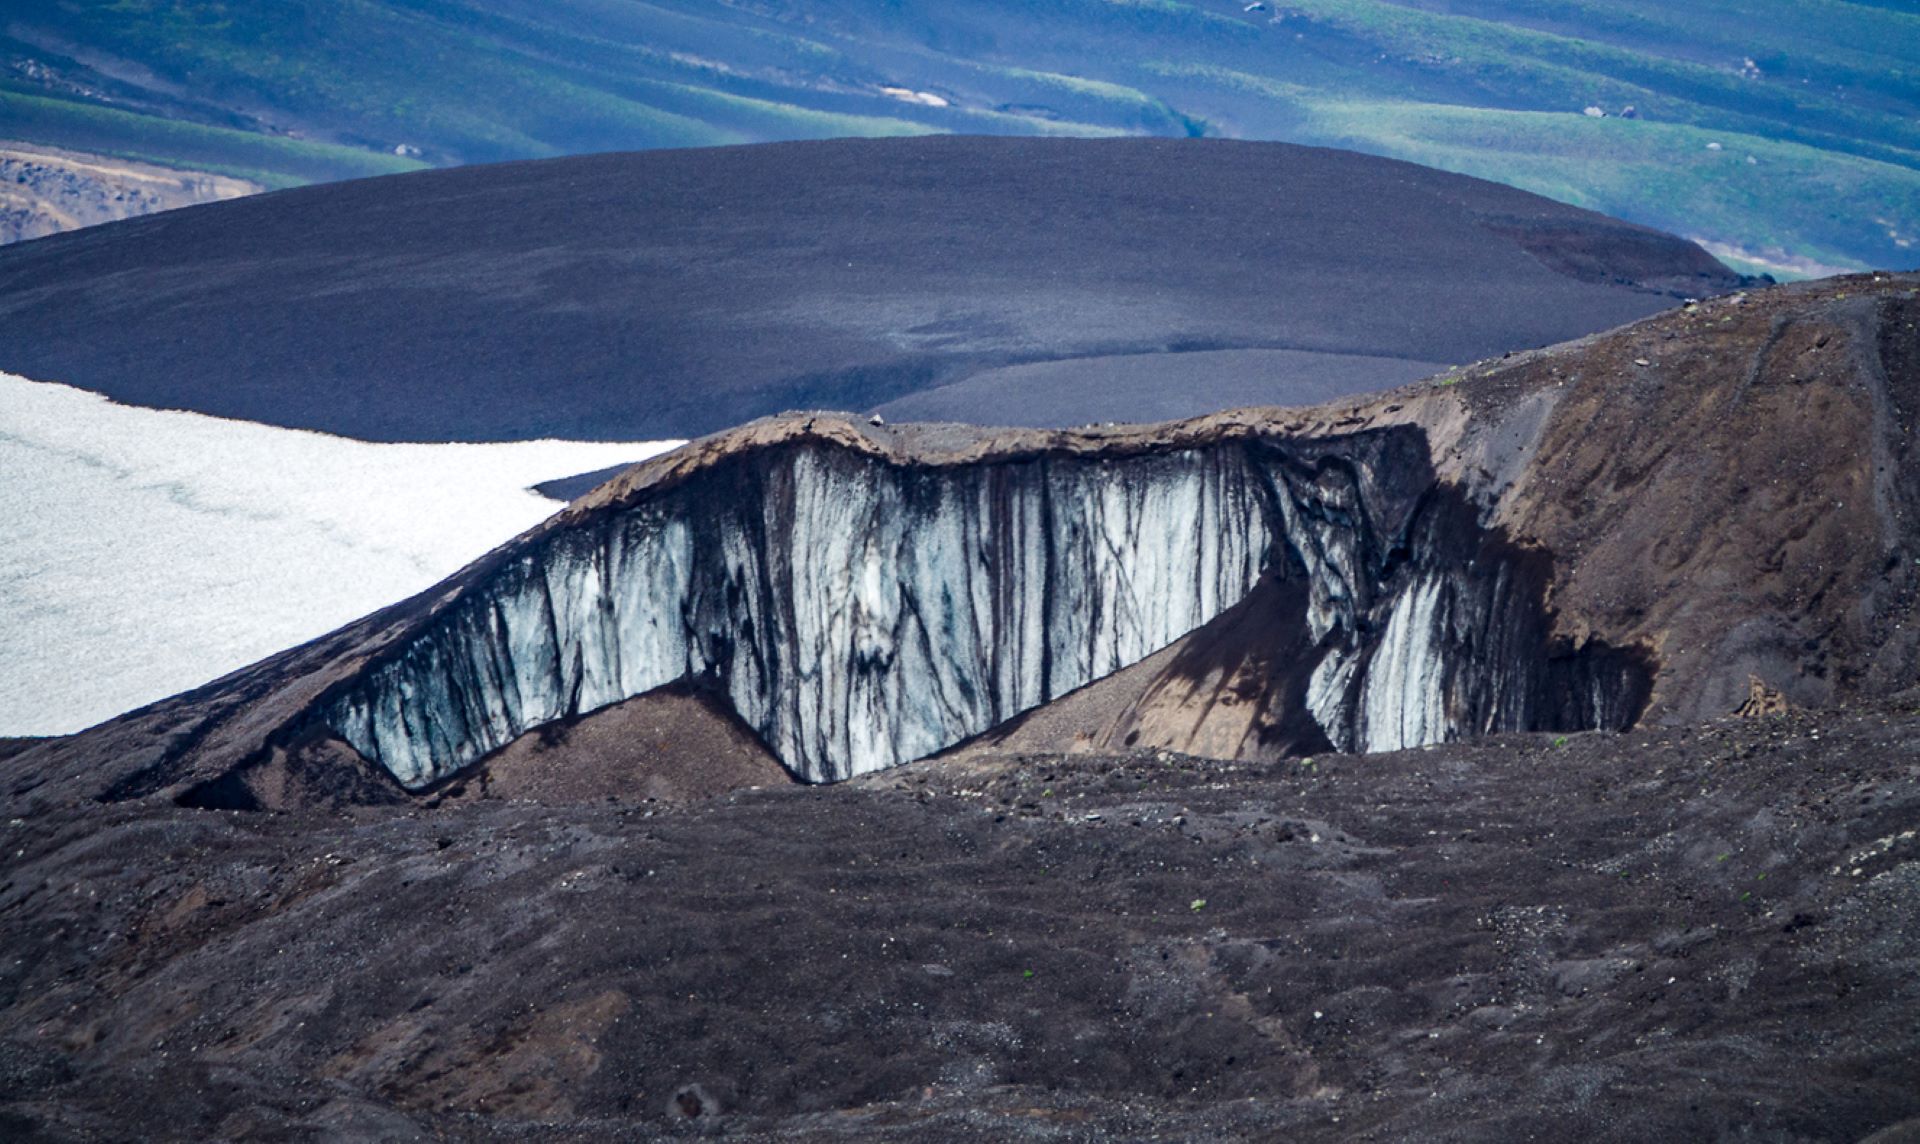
[320,431,1648,789]
[0,372,680,735]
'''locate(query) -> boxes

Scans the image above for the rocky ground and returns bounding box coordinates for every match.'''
[2,698,1916,1141]
[0,144,256,245]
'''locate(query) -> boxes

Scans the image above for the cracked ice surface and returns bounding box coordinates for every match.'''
[0,372,680,735]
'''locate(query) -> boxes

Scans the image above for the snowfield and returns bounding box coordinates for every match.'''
[0,372,681,736]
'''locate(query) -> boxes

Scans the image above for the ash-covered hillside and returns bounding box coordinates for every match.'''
[0,137,1740,442]
[2,652,1918,1140]
[3,275,1918,1144]
[10,272,1915,815]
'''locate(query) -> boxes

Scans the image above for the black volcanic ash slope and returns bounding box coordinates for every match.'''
[13,272,1915,816]
[0,137,1740,441]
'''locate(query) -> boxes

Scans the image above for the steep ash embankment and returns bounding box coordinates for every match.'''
[6,274,1917,812]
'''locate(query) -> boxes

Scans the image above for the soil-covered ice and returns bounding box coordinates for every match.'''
[0,373,678,735]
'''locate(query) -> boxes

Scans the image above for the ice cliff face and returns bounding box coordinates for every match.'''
[320,428,1648,788]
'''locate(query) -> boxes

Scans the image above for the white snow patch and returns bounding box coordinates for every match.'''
[879,86,950,108]
[1688,236,1862,282]
[0,372,682,736]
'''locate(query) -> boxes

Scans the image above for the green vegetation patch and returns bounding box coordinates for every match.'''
[1301,98,1920,274]
[0,89,425,186]
[5,0,1915,267]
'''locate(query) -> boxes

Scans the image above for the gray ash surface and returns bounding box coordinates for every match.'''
[2,704,1916,1140]
[0,136,1740,443]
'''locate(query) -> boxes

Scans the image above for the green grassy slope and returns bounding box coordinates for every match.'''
[0,89,426,187]
[3,0,1913,271]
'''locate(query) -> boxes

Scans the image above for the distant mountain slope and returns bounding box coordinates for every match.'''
[0,136,1739,442]
[3,0,1915,268]
[0,141,257,243]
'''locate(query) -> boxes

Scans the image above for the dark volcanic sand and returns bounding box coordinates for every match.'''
[533,462,645,505]
[2,704,1916,1140]
[0,136,1738,442]
[872,348,1448,428]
